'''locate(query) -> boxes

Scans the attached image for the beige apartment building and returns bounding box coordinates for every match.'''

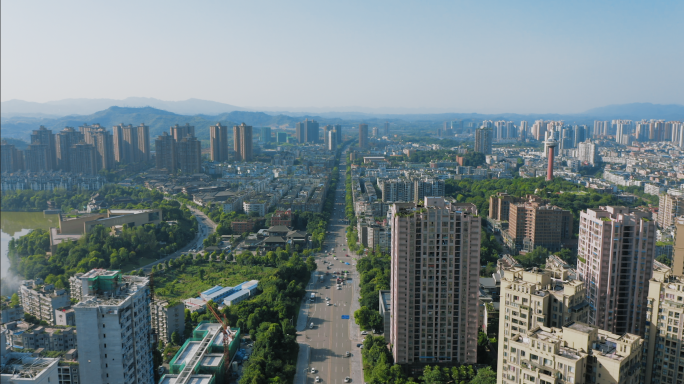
[659,193,684,229]
[507,197,573,253]
[673,216,684,276]
[644,262,684,384]
[496,257,591,383]
[501,323,642,384]
[389,197,481,369]
[18,281,71,325]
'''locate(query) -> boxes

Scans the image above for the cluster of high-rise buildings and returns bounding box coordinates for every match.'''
[1,124,152,175]
[154,123,203,173]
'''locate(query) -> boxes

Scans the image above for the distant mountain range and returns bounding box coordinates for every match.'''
[1,97,244,117]
[1,101,682,141]
[0,106,331,141]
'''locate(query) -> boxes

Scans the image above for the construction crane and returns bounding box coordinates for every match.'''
[199,293,233,380]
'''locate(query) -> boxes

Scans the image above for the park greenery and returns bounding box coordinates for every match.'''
[7,193,197,287]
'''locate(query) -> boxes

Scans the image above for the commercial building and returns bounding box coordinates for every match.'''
[389,197,480,368]
[154,132,176,172]
[56,209,162,236]
[233,123,253,161]
[150,299,185,345]
[659,193,684,229]
[500,323,642,384]
[576,206,656,336]
[161,322,240,384]
[475,127,492,155]
[1,330,60,384]
[506,196,573,253]
[19,281,71,325]
[209,123,229,162]
[642,262,684,384]
[359,124,369,149]
[72,269,154,384]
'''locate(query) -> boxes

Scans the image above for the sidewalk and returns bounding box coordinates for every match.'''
[293,343,310,384]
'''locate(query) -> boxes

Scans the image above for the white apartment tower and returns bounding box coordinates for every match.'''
[577,206,656,336]
[577,140,598,166]
[73,269,154,384]
[390,197,480,369]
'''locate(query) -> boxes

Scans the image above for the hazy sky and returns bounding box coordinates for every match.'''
[2,0,683,113]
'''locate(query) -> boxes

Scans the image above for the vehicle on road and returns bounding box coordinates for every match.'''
[345,377,351,383]
[345,351,351,357]
[315,377,321,383]
[327,302,332,306]
[361,331,368,335]
[337,286,342,290]
[309,323,314,329]
[311,368,316,373]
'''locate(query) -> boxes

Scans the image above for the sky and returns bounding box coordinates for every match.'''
[1,0,683,114]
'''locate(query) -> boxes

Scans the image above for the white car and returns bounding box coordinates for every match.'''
[337,286,342,290]
[327,302,332,306]
[361,331,368,335]
[345,377,351,383]
[311,367,316,373]
[315,377,321,383]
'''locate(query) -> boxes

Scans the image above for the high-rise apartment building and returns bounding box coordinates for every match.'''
[112,123,150,164]
[673,217,684,276]
[55,127,84,171]
[1,140,23,173]
[176,135,202,173]
[359,124,369,149]
[372,126,379,138]
[170,123,195,142]
[70,142,98,175]
[379,179,415,203]
[295,118,320,143]
[137,123,150,162]
[643,262,684,384]
[209,123,229,162]
[334,124,342,144]
[389,197,480,368]
[328,128,338,151]
[154,132,176,172]
[277,132,288,143]
[500,322,642,384]
[233,123,253,161]
[24,144,50,172]
[80,124,115,170]
[506,196,573,253]
[73,269,154,384]
[30,126,56,170]
[260,126,272,143]
[323,125,331,147]
[577,140,598,165]
[577,206,656,336]
[474,127,492,155]
[659,193,684,229]
[413,178,445,202]
[384,122,390,136]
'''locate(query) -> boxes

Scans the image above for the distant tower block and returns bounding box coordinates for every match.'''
[545,138,558,181]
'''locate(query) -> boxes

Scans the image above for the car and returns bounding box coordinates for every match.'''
[345,351,351,357]
[327,302,332,306]
[325,286,330,289]
[311,368,316,373]
[361,331,368,335]
[345,377,351,383]
[337,286,342,290]
[309,323,314,329]
[315,377,321,383]
[357,343,363,347]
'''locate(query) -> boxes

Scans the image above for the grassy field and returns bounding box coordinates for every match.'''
[153,261,277,301]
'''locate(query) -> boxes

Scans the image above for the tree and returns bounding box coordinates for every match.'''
[306,256,317,272]
[470,367,496,384]
[354,306,383,331]
[10,293,20,307]
[171,331,180,345]
[420,365,449,384]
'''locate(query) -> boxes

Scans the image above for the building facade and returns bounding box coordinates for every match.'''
[576,206,656,336]
[233,123,253,161]
[209,123,229,162]
[176,135,202,173]
[359,124,369,149]
[659,193,684,229]
[73,269,154,384]
[389,197,480,368]
[19,281,71,325]
[475,127,492,155]
[506,197,574,253]
[150,300,185,345]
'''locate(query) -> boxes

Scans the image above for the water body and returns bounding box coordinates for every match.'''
[1,211,59,295]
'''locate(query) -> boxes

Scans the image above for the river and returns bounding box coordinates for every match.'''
[1,211,59,295]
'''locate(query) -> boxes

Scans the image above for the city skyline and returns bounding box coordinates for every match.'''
[2,1,683,113]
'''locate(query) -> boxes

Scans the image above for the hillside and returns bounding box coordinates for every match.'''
[0,106,316,141]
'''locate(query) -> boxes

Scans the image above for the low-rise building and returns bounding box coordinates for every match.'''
[1,329,60,384]
[3,322,77,351]
[150,300,185,345]
[19,281,71,325]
